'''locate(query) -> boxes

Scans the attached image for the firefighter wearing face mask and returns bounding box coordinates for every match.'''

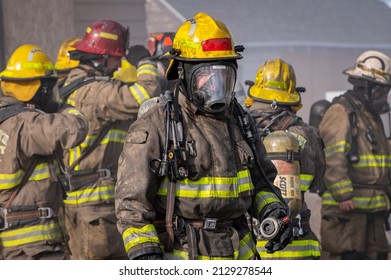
[59,19,161,260]
[115,12,292,260]
[244,58,325,259]
[319,50,391,260]
[0,44,88,259]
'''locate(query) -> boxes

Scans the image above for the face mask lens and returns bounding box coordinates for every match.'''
[190,64,235,112]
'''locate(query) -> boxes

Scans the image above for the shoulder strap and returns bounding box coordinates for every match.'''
[59,76,111,100]
[333,94,361,163]
[0,104,28,123]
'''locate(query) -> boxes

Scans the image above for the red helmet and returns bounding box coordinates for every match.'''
[74,19,128,57]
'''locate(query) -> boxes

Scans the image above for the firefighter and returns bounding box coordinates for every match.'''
[0,44,88,259]
[54,37,81,88]
[60,19,161,260]
[115,12,292,260]
[147,32,176,92]
[244,58,325,259]
[319,50,391,260]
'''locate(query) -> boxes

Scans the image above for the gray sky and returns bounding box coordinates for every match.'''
[380,0,391,7]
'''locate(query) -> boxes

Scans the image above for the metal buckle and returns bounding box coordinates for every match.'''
[173,215,185,230]
[97,169,111,180]
[203,218,218,230]
[38,207,54,219]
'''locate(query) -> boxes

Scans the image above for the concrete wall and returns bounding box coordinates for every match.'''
[74,0,148,46]
[2,0,74,63]
[1,0,148,66]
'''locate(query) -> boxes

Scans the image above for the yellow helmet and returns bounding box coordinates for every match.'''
[247,58,301,107]
[0,44,57,102]
[55,37,81,71]
[166,12,243,80]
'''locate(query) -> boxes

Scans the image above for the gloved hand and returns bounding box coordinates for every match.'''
[126,45,151,66]
[134,253,163,260]
[261,206,293,254]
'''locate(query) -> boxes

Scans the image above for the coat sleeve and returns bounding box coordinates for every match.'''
[20,106,88,157]
[115,108,164,259]
[319,103,353,202]
[76,62,161,126]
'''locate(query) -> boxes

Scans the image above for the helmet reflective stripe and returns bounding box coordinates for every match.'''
[99,31,118,41]
[343,50,391,86]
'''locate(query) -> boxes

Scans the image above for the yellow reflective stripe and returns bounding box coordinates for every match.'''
[81,129,126,146]
[99,31,118,40]
[137,64,158,77]
[322,191,389,210]
[65,90,78,107]
[66,108,81,116]
[255,191,282,214]
[164,231,253,260]
[0,169,23,190]
[325,141,349,157]
[265,80,287,90]
[22,62,54,71]
[29,163,50,181]
[64,185,115,205]
[238,231,256,260]
[100,129,127,145]
[129,84,151,105]
[163,249,238,260]
[69,146,81,171]
[122,224,160,252]
[0,163,50,190]
[327,179,353,197]
[157,170,253,198]
[257,239,321,259]
[300,174,313,192]
[0,220,63,247]
[351,154,391,168]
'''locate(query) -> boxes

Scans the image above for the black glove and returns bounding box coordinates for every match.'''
[261,206,293,254]
[134,253,163,260]
[126,45,151,66]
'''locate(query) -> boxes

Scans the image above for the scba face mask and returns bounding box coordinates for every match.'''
[190,63,236,113]
[370,85,391,114]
